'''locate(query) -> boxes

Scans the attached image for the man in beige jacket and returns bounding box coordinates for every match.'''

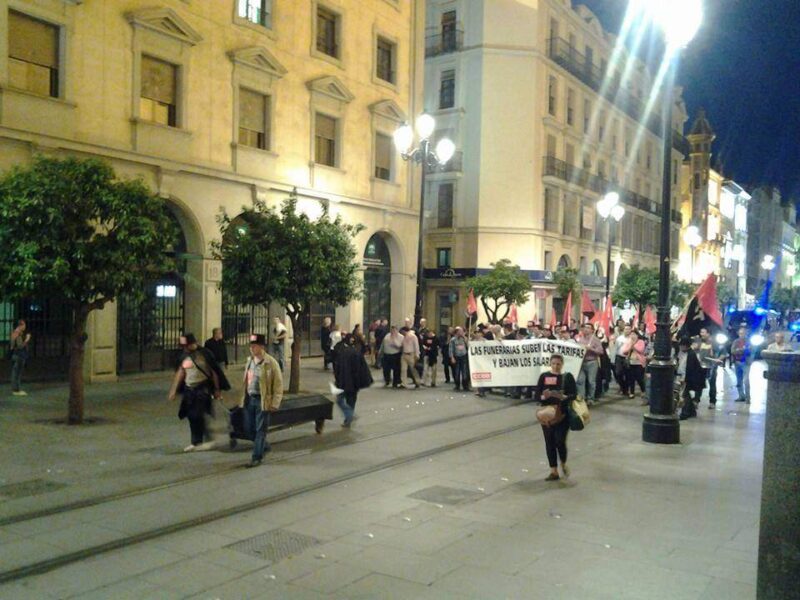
[238,333,283,468]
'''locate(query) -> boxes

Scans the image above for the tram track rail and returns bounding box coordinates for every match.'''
[0,398,538,584]
[0,397,533,529]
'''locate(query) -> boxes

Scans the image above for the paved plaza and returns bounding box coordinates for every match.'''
[0,361,766,599]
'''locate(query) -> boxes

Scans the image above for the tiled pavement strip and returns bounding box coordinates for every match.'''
[0,361,764,599]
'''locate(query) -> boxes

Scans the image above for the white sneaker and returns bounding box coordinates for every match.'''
[183,444,196,453]
[12,390,27,396]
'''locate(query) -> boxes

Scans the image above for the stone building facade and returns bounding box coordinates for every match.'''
[0,0,425,380]
[421,0,687,330]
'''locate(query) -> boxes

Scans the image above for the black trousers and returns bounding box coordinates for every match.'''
[383,353,402,386]
[183,387,212,445]
[542,420,569,468]
[627,364,646,394]
[442,356,452,382]
[707,366,718,404]
[614,356,628,394]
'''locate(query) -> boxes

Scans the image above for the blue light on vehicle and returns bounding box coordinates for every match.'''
[790,322,800,332]
[727,306,737,314]
[754,307,767,316]
[750,333,765,347]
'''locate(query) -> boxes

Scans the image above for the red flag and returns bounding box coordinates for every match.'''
[632,305,640,329]
[509,303,518,324]
[598,296,614,334]
[695,274,724,327]
[644,305,657,335]
[466,288,478,316]
[581,290,597,318]
[549,307,557,331]
[562,291,573,327]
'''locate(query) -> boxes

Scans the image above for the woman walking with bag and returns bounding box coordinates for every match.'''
[535,354,577,481]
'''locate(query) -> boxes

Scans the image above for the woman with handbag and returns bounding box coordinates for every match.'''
[535,354,577,481]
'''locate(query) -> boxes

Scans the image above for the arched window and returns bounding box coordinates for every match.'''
[557,254,572,270]
[591,260,603,278]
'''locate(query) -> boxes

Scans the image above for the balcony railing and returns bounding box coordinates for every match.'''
[546,37,664,137]
[425,29,464,57]
[543,156,682,224]
[426,150,463,174]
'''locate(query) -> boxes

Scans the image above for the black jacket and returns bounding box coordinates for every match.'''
[683,348,706,392]
[178,347,231,392]
[421,333,440,364]
[320,326,332,352]
[334,344,373,393]
[204,338,228,367]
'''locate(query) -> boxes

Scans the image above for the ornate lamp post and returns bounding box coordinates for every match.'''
[640,0,703,444]
[684,224,703,283]
[394,114,456,329]
[597,192,625,301]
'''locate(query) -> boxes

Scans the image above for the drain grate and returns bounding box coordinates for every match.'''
[408,485,484,506]
[0,479,68,500]
[226,528,320,563]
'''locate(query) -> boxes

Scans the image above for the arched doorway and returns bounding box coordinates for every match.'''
[557,254,572,270]
[363,233,392,328]
[116,207,187,374]
[591,260,603,278]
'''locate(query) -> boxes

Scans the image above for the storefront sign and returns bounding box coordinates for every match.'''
[468,339,585,388]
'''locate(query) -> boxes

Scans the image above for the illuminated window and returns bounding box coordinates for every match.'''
[374,133,392,181]
[239,88,270,150]
[238,0,271,28]
[156,285,177,298]
[8,11,60,98]
[140,56,177,127]
[314,113,337,167]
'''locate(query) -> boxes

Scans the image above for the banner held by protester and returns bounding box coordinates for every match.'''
[469,339,586,388]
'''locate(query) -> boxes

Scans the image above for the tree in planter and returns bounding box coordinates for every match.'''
[554,267,582,322]
[612,264,659,317]
[465,259,530,324]
[0,156,177,424]
[213,193,363,393]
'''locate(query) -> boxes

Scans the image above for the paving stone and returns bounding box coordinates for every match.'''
[290,562,373,593]
[340,543,462,585]
[330,573,433,599]
[407,484,485,506]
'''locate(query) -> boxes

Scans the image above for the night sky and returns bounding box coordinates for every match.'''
[581,0,800,207]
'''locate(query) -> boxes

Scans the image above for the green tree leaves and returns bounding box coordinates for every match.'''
[465,259,531,324]
[0,156,178,423]
[213,191,363,392]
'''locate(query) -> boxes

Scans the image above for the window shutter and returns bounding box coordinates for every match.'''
[375,134,391,171]
[9,11,58,68]
[239,89,266,133]
[141,56,176,105]
[316,114,336,140]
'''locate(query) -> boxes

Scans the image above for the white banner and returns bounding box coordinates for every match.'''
[468,339,586,388]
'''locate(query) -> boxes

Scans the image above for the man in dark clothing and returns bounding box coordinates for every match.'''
[677,337,705,421]
[374,319,389,369]
[168,333,230,451]
[421,329,440,387]
[439,327,453,384]
[204,328,228,368]
[321,317,333,370]
[334,334,373,427]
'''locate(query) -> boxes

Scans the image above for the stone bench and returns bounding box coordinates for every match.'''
[229,393,333,440]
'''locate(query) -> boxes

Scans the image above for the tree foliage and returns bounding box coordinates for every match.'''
[465,259,530,324]
[669,274,697,309]
[716,281,737,311]
[612,264,659,311]
[213,192,363,392]
[554,267,582,322]
[0,156,177,423]
[772,287,799,316]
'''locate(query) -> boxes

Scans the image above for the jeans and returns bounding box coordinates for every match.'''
[627,364,646,394]
[336,391,358,424]
[734,363,750,401]
[577,359,598,400]
[453,355,469,390]
[706,366,718,404]
[244,393,271,460]
[10,353,26,391]
[542,420,569,468]
[272,345,285,371]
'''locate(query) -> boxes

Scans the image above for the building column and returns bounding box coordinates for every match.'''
[335,269,365,331]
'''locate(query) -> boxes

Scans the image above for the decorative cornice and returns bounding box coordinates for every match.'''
[126,7,203,46]
[228,46,287,79]
[369,99,406,123]
[306,76,354,103]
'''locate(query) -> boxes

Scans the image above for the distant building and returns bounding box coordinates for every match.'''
[747,187,787,297]
[678,110,749,308]
[779,203,798,290]
[422,0,687,329]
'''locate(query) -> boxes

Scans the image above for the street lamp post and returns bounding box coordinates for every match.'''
[597,192,625,300]
[684,224,703,283]
[394,115,456,329]
[640,0,703,444]
[761,254,776,309]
